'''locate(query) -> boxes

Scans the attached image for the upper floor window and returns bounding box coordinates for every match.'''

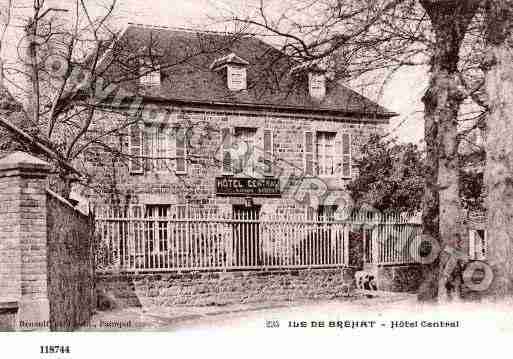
[233,127,257,175]
[304,131,351,178]
[128,120,187,175]
[146,124,171,172]
[316,131,336,177]
[220,126,273,176]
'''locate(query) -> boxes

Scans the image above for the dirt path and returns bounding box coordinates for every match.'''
[82,292,418,331]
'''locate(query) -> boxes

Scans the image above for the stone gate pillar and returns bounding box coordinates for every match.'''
[0,151,51,330]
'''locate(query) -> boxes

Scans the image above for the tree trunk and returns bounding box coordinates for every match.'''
[434,70,465,302]
[417,0,480,302]
[24,18,40,131]
[417,88,440,302]
[482,0,513,299]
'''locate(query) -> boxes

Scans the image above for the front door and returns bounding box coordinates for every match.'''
[232,205,261,267]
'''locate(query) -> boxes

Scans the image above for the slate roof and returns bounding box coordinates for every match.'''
[95,24,397,120]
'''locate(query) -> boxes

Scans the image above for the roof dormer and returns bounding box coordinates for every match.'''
[308,69,326,101]
[291,62,327,101]
[210,53,249,91]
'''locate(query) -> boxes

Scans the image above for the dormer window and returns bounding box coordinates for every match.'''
[139,61,161,88]
[291,62,327,100]
[210,53,249,91]
[227,65,247,91]
[308,72,326,100]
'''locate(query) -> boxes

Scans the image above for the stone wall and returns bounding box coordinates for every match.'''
[377,265,423,293]
[46,190,95,331]
[96,268,356,309]
[0,302,18,330]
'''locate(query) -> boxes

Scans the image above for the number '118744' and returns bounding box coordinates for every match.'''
[40,346,70,354]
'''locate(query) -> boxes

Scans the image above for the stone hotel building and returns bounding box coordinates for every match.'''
[76,24,399,272]
[83,24,396,217]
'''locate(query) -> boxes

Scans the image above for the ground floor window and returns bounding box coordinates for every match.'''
[144,205,170,254]
[306,205,338,221]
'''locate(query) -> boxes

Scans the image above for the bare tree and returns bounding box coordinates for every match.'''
[0,0,248,200]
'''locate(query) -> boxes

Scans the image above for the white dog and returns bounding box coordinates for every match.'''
[355,270,378,291]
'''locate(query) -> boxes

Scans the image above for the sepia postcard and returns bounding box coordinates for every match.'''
[1,0,513,357]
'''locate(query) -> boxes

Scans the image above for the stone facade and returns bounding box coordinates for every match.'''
[83,106,385,216]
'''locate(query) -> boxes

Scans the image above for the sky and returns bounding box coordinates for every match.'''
[0,0,427,144]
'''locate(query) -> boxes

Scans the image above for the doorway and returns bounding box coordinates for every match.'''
[232,204,261,267]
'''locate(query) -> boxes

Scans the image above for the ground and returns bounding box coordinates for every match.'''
[82,291,418,331]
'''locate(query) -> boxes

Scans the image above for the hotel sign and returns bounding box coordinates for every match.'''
[215,177,281,197]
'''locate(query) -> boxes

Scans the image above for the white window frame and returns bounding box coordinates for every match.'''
[233,127,258,176]
[316,131,337,178]
[227,65,247,91]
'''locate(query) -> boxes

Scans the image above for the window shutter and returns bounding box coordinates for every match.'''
[304,131,314,176]
[222,127,232,174]
[469,229,476,260]
[263,129,273,175]
[129,122,143,174]
[143,125,151,172]
[483,230,487,259]
[176,127,186,173]
[342,133,351,178]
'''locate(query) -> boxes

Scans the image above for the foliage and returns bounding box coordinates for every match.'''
[348,134,485,214]
[460,170,484,212]
[347,134,425,214]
